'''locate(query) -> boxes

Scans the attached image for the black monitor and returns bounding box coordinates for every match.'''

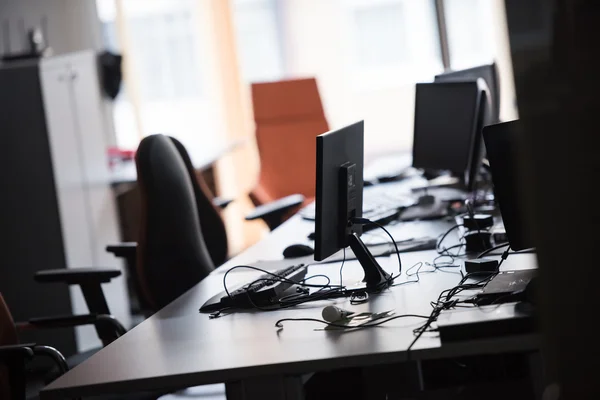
[314,121,391,291]
[435,62,500,124]
[483,120,533,251]
[413,81,488,191]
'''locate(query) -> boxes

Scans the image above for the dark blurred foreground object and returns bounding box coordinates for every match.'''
[505,0,600,398]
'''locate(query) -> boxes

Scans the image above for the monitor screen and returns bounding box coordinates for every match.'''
[412,81,480,178]
[483,120,533,251]
[435,63,500,124]
[314,121,364,261]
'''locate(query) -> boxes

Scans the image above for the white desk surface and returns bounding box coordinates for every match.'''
[42,194,538,399]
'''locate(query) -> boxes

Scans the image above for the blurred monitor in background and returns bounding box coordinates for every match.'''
[435,62,500,124]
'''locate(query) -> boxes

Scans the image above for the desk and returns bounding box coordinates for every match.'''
[41,202,539,399]
[109,139,246,186]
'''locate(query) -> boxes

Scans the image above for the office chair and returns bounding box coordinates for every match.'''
[0,293,125,399]
[107,135,304,313]
[249,78,329,221]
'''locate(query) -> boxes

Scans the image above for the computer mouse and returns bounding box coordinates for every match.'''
[283,244,314,259]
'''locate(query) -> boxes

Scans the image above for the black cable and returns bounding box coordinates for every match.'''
[477,242,510,259]
[299,274,332,286]
[224,216,404,313]
[223,265,344,301]
[222,265,348,313]
[275,314,430,330]
[352,218,402,275]
[391,262,423,287]
[436,243,466,259]
[339,247,346,287]
[407,267,501,356]
[407,307,442,356]
[436,224,464,254]
[497,248,511,269]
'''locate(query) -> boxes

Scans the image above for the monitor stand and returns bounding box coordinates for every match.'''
[347,232,392,292]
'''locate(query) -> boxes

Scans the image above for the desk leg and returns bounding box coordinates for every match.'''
[226,375,303,400]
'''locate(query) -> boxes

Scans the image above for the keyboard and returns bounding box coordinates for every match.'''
[200,264,308,313]
[300,188,415,222]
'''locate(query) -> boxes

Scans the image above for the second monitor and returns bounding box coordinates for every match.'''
[435,62,500,124]
[412,80,489,191]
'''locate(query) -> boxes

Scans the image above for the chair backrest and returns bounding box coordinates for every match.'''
[169,137,228,267]
[0,294,18,399]
[135,135,218,311]
[251,78,329,205]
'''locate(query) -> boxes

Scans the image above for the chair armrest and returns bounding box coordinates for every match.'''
[0,345,68,371]
[245,194,305,230]
[106,242,137,259]
[17,314,127,344]
[245,194,305,220]
[21,314,125,333]
[34,267,121,285]
[0,344,68,389]
[0,344,35,359]
[212,197,233,209]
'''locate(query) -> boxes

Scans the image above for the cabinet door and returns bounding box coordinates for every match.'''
[68,54,131,332]
[39,64,95,268]
[40,63,99,352]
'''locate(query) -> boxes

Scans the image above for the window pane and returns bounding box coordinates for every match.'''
[232,0,284,82]
[96,0,224,161]
[445,0,494,69]
[128,7,202,100]
[353,3,407,67]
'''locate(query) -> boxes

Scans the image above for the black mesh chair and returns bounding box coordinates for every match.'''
[107,135,303,314]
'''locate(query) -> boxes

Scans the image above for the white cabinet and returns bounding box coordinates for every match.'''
[39,51,131,352]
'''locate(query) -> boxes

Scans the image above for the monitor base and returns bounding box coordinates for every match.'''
[348,232,392,292]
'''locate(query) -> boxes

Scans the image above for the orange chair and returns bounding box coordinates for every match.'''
[250,78,329,210]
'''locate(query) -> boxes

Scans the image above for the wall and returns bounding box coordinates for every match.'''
[0,0,119,146]
[0,0,102,56]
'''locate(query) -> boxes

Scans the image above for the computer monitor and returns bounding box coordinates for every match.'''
[314,120,391,291]
[435,62,500,124]
[483,120,533,251]
[412,81,488,191]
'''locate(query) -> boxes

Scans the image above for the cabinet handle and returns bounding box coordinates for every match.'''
[70,71,78,80]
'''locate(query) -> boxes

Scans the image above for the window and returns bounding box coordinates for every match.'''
[128,10,202,100]
[95,0,223,161]
[444,0,495,69]
[232,0,284,83]
[353,3,407,67]
[348,0,443,89]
